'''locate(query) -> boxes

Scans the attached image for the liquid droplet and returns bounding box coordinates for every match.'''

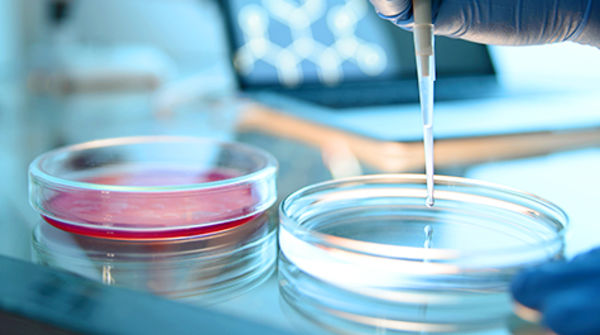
[424,224,433,251]
[421,224,434,324]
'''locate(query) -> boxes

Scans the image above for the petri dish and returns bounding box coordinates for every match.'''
[32,210,277,304]
[28,136,277,239]
[278,174,567,334]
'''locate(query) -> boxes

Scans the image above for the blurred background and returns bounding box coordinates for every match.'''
[1,0,600,266]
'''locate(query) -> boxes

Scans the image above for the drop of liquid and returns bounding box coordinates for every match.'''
[420,224,434,324]
[423,224,433,250]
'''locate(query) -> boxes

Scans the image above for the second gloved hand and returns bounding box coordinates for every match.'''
[511,247,600,335]
[368,0,600,47]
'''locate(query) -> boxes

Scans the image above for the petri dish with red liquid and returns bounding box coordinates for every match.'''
[29,136,277,240]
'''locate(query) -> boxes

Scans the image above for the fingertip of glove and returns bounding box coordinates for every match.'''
[368,0,412,18]
[510,261,567,309]
[376,10,413,29]
[368,0,414,28]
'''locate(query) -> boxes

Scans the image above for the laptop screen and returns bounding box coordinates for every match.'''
[220,0,496,105]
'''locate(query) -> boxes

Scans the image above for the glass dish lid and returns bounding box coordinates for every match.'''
[29,136,278,239]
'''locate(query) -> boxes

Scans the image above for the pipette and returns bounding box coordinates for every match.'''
[412,0,435,207]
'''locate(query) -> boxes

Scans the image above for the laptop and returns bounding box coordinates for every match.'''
[220,0,497,107]
[218,0,600,165]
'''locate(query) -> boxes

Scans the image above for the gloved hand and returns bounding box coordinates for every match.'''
[511,247,600,335]
[368,0,600,47]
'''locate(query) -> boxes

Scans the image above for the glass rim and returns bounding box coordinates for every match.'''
[279,173,568,262]
[32,213,277,259]
[29,135,278,194]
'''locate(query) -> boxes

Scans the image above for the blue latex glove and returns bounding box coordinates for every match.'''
[511,247,600,335]
[368,0,600,47]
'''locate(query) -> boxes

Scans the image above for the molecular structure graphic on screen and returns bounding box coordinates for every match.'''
[234,0,387,86]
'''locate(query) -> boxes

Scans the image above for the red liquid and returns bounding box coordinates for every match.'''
[42,169,262,239]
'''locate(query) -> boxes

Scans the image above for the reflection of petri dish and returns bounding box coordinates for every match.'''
[29,136,277,239]
[278,174,567,334]
[32,211,277,304]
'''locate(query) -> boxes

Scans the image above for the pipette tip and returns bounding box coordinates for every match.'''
[425,195,434,208]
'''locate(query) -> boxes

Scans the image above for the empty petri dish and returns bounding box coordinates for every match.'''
[32,210,277,304]
[278,174,567,334]
[28,136,277,239]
